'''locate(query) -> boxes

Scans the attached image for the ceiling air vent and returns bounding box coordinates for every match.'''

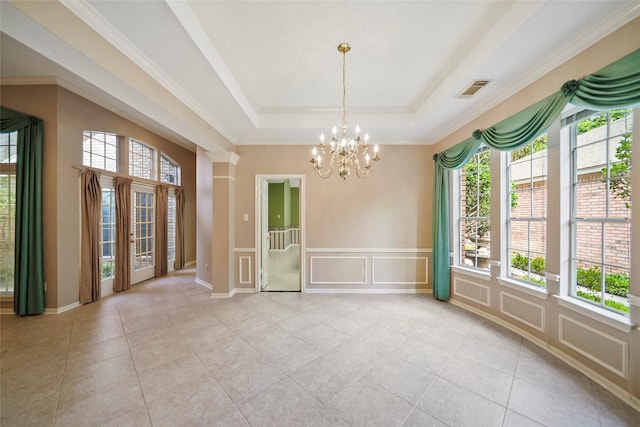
[458,80,491,98]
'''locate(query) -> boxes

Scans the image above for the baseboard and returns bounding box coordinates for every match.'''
[45,301,81,315]
[211,287,255,298]
[449,297,640,413]
[305,288,431,294]
[195,278,212,290]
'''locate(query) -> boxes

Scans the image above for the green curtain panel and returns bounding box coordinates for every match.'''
[432,138,481,300]
[0,107,45,315]
[431,48,640,301]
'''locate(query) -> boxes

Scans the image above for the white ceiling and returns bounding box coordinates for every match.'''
[1,1,639,153]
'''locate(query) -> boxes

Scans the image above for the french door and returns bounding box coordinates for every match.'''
[131,184,155,284]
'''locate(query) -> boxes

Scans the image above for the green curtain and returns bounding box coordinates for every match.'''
[0,107,44,315]
[475,91,570,151]
[432,138,481,300]
[431,48,640,301]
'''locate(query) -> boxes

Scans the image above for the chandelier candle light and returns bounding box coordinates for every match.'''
[310,42,380,181]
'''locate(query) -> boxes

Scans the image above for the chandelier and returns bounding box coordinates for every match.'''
[310,42,380,181]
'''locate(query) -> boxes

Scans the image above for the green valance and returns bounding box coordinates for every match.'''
[431,48,640,301]
[0,107,45,315]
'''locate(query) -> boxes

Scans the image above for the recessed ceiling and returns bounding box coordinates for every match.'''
[1,1,638,153]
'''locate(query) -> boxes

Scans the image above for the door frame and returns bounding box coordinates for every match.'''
[254,174,305,293]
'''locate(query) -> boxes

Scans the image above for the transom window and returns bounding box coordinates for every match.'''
[129,139,155,180]
[508,134,548,287]
[160,154,180,185]
[459,147,491,270]
[83,131,118,172]
[570,109,632,314]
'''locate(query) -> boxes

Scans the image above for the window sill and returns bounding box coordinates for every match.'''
[451,265,491,281]
[497,277,548,300]
[554,295,631,333]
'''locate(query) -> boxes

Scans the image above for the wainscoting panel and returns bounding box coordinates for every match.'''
[310,256,367,285]
[239,256,252,285]
[453,276,490,307]
[558,314,628,378]
[372,257,428,285]
[500,291,545,332]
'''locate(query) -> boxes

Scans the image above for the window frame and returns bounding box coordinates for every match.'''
[457,146,492,272]
[83,130,118,172]
[507,134,548,287]
[160,153,181,186]
[129,138,156,181]
[569,108,633,315]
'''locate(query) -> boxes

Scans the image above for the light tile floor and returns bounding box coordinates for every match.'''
[2,268,639,426]
[263,246,300,292]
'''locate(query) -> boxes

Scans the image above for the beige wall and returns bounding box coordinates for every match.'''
[1,84,197,309]
[234,145,433,292]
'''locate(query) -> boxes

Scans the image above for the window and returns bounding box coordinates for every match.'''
[83,131,118,172]
[101,188,115,280]
[0,131,17,293]
[129,139,155,180]
[160,154,180,185]
[571,109,632,314]
[508,134,548,286]
[459,147,491,270]
[168,194,176,262]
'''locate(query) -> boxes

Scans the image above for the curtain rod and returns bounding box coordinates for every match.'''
[72,164,180,189]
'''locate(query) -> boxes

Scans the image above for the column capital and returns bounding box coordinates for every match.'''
[208,151,240,165]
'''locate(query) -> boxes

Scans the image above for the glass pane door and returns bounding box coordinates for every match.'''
[131,186,155,284]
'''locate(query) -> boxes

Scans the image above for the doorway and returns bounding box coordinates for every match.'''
[256,175,304,292]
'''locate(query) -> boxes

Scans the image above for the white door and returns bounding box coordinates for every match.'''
[259,179,269,290]
[131,185,155,284]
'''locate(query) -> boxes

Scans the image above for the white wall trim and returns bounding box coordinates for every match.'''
[305,288,431,294]
[309,256,367,285]
[371,256,429,285]
[499,291,546,333]
[449,298,640,413]
[555,295,632,333]
[195,278,212,290]
[497,277,549,300]
[453,276,490,307]
[210,287,255,298]
[234,248,256,253]
[212,175,236,181]
[239,256,252,285]
[45,301,81,315]
[209,151,240,165]
[558,314,629,379]
[451,265,491,282]
[306,247,432,253]
[545,272,561,282]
